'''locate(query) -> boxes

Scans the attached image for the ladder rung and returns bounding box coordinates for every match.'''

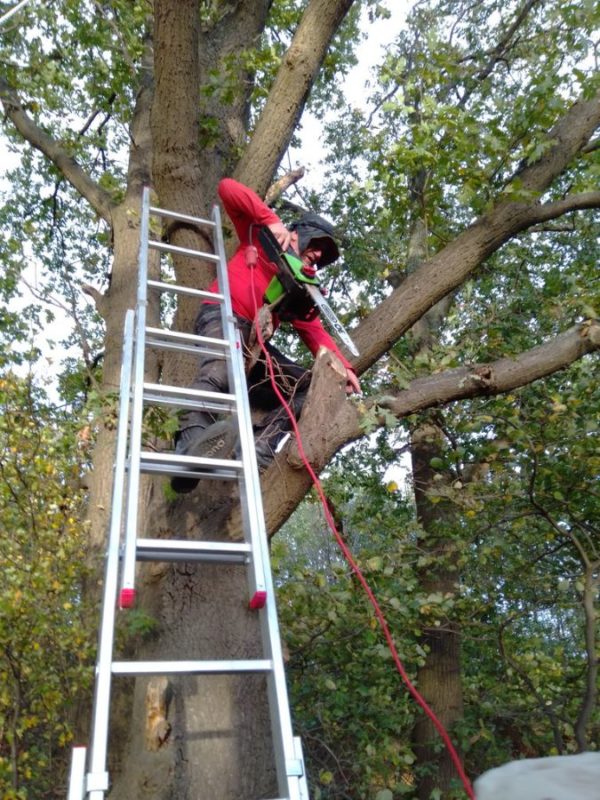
[148,281,225,303]
[147,279,225,302]
[112,659,273,675]
[140,451,242,480]
[135,538,251,563]
[149,239,220,262]
[142,382,237,413]
[149,204,215,227]
[145,327,231,357]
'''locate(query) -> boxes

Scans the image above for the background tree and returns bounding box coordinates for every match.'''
[0,0,598,798]
[0,371,91,799]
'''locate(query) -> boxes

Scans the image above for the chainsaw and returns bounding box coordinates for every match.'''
[258,226,359,357]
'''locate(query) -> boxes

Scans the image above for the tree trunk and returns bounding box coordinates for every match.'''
[411,422,465,799]
[106,2,358,797]
[400,217,465,797]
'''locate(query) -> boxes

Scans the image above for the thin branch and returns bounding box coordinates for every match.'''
[520,222,576,235]
[582,135,600,154]
[20,276,102,386]
[528,191,600,225]
[265,167,306,206]
[91,0,137,74]
[461,0,543,103]
[0,0,31,27]
[0,78,114,223]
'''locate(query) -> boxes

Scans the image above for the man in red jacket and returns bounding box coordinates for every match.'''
[172,178,360,493]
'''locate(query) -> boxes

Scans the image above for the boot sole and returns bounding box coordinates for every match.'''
[170,421,237,494]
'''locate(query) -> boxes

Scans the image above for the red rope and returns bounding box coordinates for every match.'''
[247,249,475,799]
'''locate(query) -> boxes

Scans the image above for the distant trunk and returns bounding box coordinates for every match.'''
[401,218,465,798]
[410,421,465,799]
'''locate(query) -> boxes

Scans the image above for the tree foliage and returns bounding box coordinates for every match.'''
[0,0,598,797]
[0,373,91,799]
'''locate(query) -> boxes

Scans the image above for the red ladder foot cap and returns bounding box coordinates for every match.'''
[249,590,267,610]
[119,588,136,609]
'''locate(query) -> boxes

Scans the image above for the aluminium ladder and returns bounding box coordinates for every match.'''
[68,187,309,800]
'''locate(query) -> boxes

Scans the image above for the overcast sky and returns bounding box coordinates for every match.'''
[290,4,408,184]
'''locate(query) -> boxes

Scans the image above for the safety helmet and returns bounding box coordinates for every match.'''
[290,212,340,267]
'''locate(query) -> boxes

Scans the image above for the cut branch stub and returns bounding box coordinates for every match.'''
[286,346,348,469]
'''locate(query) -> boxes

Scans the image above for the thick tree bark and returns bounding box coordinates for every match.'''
[410,423,465,799]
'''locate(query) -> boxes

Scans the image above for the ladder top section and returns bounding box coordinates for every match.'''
[149,204,215,228]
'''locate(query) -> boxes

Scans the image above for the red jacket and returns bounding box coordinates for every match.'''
[207,178,352,370]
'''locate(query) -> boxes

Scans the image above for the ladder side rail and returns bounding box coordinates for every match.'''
[86,310,136,800]
[258,515,305,800]
[120,186,152,603]
[212,204,301,799]
[67,746,87,800]
[294,736,310,800]
[212,204,267,599]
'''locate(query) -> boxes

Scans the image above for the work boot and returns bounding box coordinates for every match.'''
[170,420,237,494]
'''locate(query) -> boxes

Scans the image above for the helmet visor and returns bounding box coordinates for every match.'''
[292,213,340,267]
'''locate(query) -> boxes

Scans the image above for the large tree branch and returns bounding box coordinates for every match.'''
[0,78,114,223]
[351,88,600,374]
[519,89,600,193]
[374,321,600,419]
[234,0,356,195]
[257,321,600,534]
[124,30,154,199]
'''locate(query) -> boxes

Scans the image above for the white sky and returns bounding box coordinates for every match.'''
[290,4,408,182]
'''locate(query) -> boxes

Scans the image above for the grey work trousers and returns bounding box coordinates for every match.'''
[177,304,311,454]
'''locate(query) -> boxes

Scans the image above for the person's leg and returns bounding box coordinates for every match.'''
[171,305,250,493]
[245,343,311,468]
[175,304,229,451]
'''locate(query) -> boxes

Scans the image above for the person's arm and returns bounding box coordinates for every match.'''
[218,178,291,247]
[292,316,361,394]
